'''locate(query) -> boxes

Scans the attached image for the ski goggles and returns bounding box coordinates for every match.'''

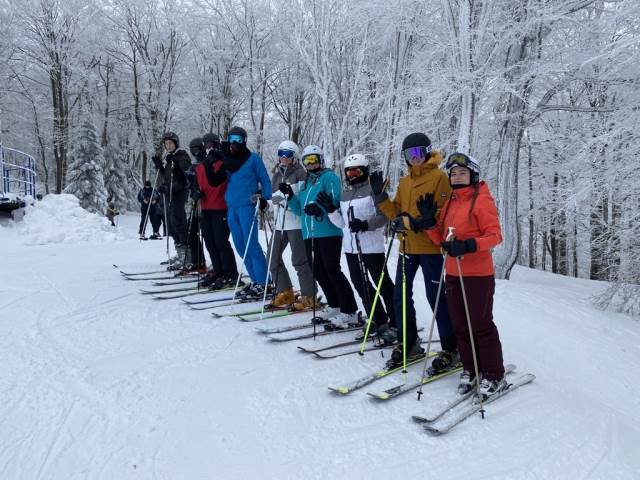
[227,134,245,144]
[445,152,478,173]
[345,167,364,179]
[302,154,321,166]
[277,149,296,159]
[402,145,432,163]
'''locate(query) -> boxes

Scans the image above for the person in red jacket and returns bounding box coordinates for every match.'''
[415,152,505,399]
[194,133,239,289]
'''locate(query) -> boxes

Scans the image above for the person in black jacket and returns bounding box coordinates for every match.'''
[137,180,160,239]
[152,132,192,267]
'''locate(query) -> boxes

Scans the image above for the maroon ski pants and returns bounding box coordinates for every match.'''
[445,274,504,380]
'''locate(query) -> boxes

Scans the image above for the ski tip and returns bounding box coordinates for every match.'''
[422,425,444,435]
[411,415,428,424]
[328,387,349,395]
[366,392,389,401]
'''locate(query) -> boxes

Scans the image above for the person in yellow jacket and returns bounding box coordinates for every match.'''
[370,132,458,370]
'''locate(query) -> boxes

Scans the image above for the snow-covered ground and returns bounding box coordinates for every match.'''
[1,201,640,479]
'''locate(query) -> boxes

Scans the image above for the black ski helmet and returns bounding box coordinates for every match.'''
[162,131,180,148]
[189,137,204,158]
[401,132,431,151]
[227,126,247,143]
[202,133,220,146]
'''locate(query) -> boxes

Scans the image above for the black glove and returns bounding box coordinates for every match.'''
[369,171,385,195]
[152,155,163,170]
[157,184,167,195]
[304,202,323,218]
[258,197,268,211]
[390,215,408,233]
[349,218,368,233]
[278,182,294,199]
[416,194,437,229]
[190,188,202,202]
[315,191,337,213]
[441,238,477,257]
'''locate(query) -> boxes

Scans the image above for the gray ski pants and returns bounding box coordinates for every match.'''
[269,229,315,297]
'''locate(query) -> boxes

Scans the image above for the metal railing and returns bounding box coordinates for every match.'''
[0,144,37,198]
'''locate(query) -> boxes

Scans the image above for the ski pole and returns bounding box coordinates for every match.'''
[311,215,317,340]
[453,226,485,418]
[401,233,408,373]
[348,206,373,340]
[180,200,196,271]
[416,228,454,400]
[270,202,289,308]
[260,202,283,320]
[359,228,396,355]
[232,202,261,304]
[162,193,170,265]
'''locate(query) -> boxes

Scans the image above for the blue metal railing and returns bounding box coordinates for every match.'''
[0,144,37,198]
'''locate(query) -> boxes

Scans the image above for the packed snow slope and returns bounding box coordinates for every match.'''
[1,210,639,479]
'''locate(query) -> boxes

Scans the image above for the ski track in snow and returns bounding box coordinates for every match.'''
[1,214,640,479]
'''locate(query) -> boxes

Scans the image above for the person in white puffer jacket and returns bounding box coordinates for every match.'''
[315,154,396,341]
[268,140,316,310]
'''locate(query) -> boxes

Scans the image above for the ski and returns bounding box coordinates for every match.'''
[255,318,329,335]
[327,352,438,395]
[140,285,205,295]
[310,341,393,359]
[422,373,536,435]
[367,365,463,401]
[115,265,168,276]
[267,325,362,342]
[411,364,516,424]
[152,277,199,286]
[297,328,429,355]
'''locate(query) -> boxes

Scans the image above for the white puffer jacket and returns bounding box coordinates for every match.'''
[271,162,306,231]
[327,181,387,254]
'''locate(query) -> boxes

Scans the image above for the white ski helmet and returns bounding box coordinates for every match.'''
[445,152,481,184]
[301,145,324,168]
[277,140,300,160]
[343,154,368,169]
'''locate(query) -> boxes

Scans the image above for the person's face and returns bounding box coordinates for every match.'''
[450,166,471,186]
[164,140,177,153]
[204,142,218,151]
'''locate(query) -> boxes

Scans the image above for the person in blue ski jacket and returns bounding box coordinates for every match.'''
[209,126,272,297]
[279,145,359,327]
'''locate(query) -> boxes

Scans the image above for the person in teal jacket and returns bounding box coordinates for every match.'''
[279,145,359,327]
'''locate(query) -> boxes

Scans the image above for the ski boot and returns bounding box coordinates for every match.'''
[479,375,508,399]
[457,370,476,395]
[427,350,461,376]
[324,312,363,331]
[376,323,397,346]
[386,339,425,369]
[270,288,295,308]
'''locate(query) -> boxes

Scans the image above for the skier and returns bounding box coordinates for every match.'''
[152,132,192,267]
[137,180,159,239]
[181,137,207,272]
[316,153,395,339]
[279,145,359,327]
[208,126,272,298]
[268,140,316,310]
[417,152,505,397]
[371,132,458,369]
[194,133,240,290]
[106,202,119,227]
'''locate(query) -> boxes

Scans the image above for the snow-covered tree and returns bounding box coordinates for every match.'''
[64,115,107,213]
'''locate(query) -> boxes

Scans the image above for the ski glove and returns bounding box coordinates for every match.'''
[152,155,164,171]
[315,191,337,213]
[369,171,385,195]
[441,238,477,257]
[250,194,268,211]
[390,214,408,233]
[278,182,294,199]
[304,202,324,219]
[416,194,437,229]
[349,218,368,233]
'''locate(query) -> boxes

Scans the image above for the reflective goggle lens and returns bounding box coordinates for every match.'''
[278,149,295,159]
[228,134,245,144]
[402,145,432,163]
[345,167,363,178]
[303,154,320,166]
[446,153,471,170]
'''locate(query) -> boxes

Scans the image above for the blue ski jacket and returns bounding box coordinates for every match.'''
[224,151,272,208]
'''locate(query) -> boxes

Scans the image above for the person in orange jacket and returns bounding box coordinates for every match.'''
[416,152,506,398]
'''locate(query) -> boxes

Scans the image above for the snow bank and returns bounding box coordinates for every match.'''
[16,193,126,245]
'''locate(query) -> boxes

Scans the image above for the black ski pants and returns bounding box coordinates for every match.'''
[200,209,238,277]
[345,252,395,327]
[304,236,357,314]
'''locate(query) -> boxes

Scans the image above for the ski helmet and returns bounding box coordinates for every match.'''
[343,154,369,185]
[445,152,481,185]
[189,137,204,159]
[401,132,432,165]
[277,140,300,161]
[202,133,220,146]
[162,131,180,148]
[301,145,324,170]
[227,126,247,144]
